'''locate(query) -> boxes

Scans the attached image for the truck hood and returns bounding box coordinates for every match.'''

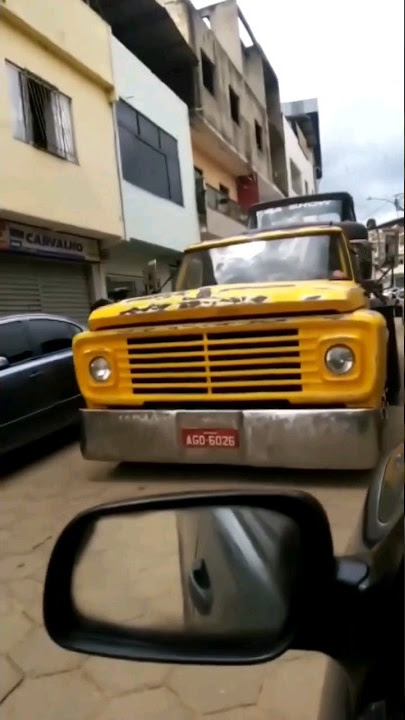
[89,281,366,330]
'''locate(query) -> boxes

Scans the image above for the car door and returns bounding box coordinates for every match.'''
[26,318,83,430]
[0,319,41,452]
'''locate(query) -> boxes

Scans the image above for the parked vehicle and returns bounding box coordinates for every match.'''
[43,443,404,720]
[0,313,84,454]
[72,192,401,472]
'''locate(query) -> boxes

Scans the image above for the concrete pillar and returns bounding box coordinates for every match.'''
[90,260,107,301]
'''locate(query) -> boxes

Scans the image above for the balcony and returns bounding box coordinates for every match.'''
[196,182,248,240]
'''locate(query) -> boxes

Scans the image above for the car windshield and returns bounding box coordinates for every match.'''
[254,199,344,230]
[176,234,348,289]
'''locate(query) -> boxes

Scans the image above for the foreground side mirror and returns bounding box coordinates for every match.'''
[0,356,9,370]
[43,491,335,666]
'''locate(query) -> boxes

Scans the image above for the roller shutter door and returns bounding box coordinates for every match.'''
[0,255,92,325]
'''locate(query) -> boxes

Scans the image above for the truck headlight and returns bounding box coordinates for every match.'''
[325,346,354,375]
[89,356,112,382]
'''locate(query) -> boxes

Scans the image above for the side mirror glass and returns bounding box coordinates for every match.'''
[44,492,334,665]
[0,356,10,370]
[143,260,160,295]
[384,233,399,267]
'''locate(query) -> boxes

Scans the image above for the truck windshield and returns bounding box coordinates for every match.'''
[254,199,343,230]
[176,234,348,289]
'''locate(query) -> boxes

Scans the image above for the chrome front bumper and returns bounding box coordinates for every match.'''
[80,408,382,470]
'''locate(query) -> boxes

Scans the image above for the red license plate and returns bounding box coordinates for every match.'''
[181,428,239,449]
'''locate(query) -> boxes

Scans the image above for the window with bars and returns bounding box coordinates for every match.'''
[6,61,77,162]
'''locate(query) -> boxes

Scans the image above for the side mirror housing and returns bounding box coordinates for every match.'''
[43,491,335,666]
[351,241,373,280]
[0,356,10,370]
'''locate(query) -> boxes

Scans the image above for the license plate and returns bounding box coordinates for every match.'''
[181,428,239,449]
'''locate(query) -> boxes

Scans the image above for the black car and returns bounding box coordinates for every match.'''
[0,313,84,454]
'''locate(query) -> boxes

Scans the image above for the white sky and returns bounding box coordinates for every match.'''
[192,0,404,223]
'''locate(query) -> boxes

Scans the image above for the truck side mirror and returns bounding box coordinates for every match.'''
[359,257,373,281]
[351,241,373,281]
[384,233,399,267]
[143,260,160,295]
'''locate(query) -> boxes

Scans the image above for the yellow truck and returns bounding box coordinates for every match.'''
[73,194,401,471]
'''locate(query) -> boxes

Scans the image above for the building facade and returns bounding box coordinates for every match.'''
[161,0,288,240]
[368,217,404,286]
[89,0,289,243]
[0,0,125,323]
[282,99,322,197]
[104,38,200,297]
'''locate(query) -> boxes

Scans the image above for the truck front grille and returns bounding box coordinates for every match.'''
[125,326,303,398]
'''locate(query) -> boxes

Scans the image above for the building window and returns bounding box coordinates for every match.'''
[229,87,240,125]
[117,100,183,206]
[304,180,309,194]
[194,167,206,217]
[289,159,303,195]
[254,121,263,152]
[6,62,76,162]
[201,52,215,95]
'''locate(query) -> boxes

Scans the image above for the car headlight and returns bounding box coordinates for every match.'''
[89,356,112,382]
[325,345,354,375]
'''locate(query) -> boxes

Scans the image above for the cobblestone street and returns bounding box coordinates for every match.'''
[1,325,403,720]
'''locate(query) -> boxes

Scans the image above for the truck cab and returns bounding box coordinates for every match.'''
[72,188,401,472]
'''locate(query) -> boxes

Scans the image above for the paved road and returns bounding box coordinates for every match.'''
[1,324,403,720]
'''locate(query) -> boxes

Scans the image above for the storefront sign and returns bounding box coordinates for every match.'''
[0,222,100,262]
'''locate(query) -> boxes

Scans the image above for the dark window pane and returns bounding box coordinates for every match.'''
[119,127,170,199]
[118,106,182,204]
[118,124,139,182]
[160,130,177,157]
[0,322,32,365]
[138,113,159,147]
[30,320,75,355]
[201,52,215,95]
[229,87,240,125]
[167,155,183,205]
[255,121,263,151]
[117,100,138,134]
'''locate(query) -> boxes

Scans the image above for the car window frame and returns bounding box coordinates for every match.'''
[26,318,82,359]
[0,318,35,369]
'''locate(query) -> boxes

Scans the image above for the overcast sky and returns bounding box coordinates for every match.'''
[192,0,404,223]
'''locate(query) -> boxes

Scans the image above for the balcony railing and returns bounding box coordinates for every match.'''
[204,184,248,225]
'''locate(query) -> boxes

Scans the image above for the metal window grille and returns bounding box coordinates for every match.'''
[6,62,76,162]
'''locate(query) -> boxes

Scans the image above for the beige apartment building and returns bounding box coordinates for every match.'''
[0,0,124,322]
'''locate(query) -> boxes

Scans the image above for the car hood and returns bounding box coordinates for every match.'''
[88,280,366,330]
